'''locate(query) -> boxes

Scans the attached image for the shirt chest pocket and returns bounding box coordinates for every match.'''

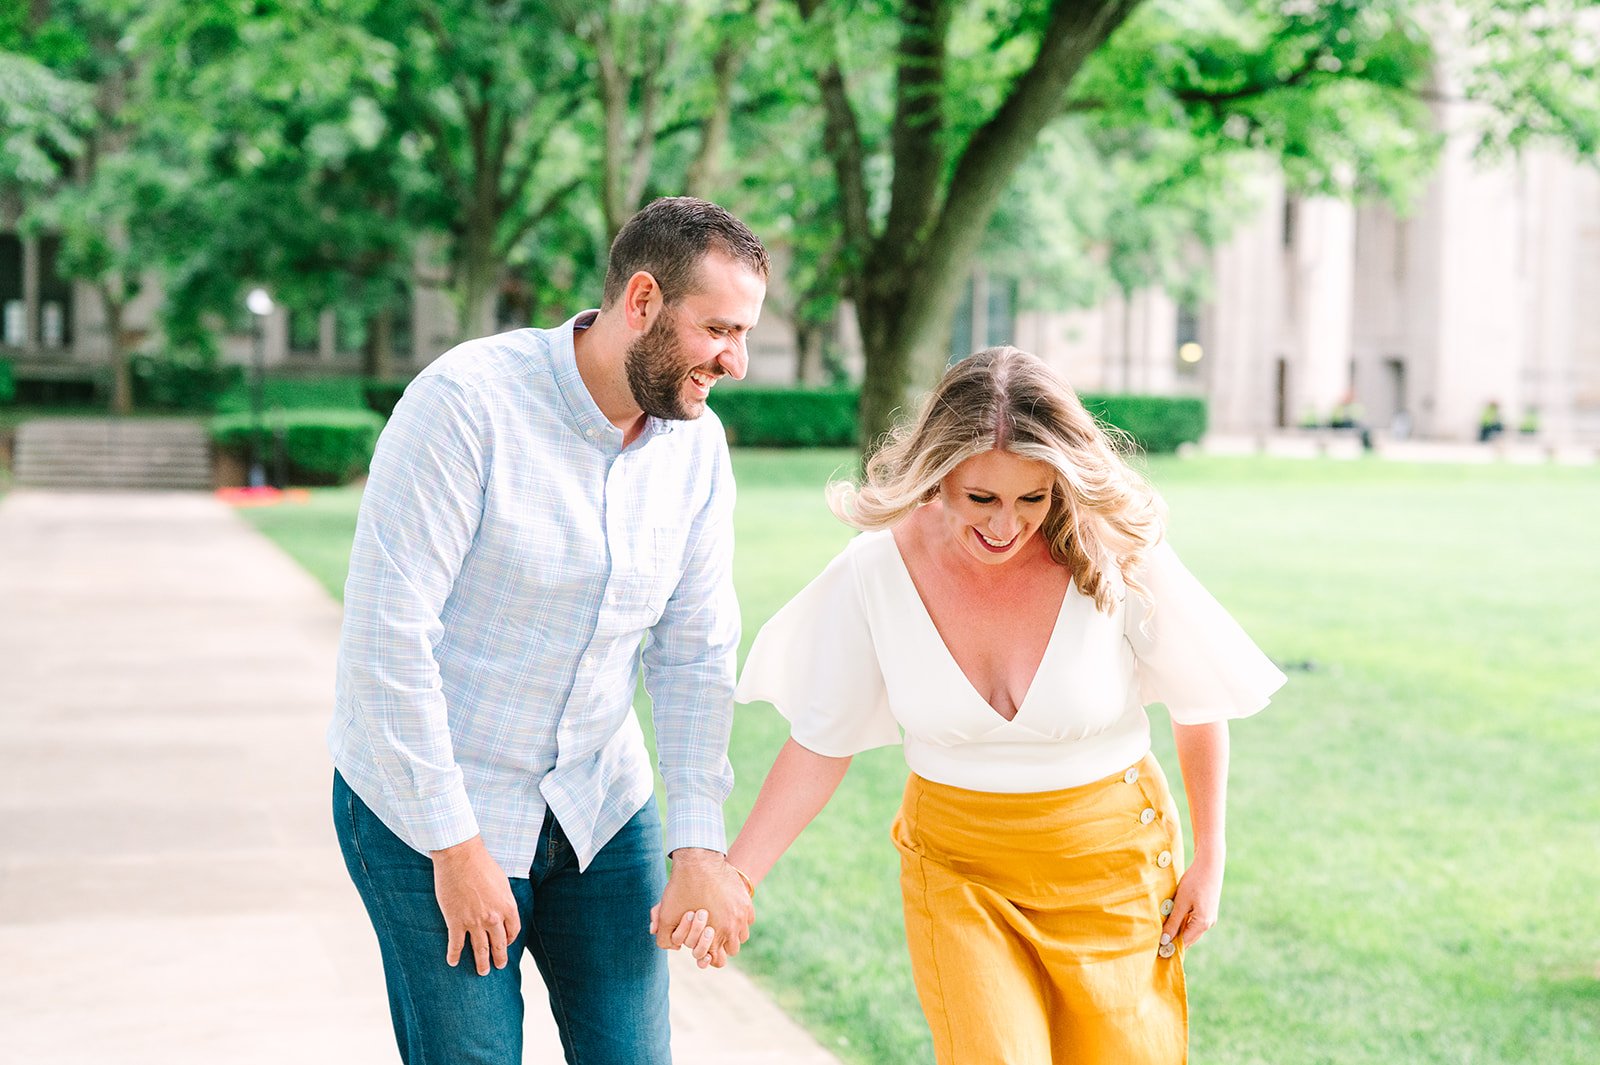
[608,524,688,626]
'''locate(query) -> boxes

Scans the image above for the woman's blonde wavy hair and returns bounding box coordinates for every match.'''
[829,346,1166,612]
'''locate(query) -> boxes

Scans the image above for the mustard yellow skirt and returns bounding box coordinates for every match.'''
[891,752,1187,1065]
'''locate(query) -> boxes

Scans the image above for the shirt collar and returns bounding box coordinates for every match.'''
[551,309,674,450]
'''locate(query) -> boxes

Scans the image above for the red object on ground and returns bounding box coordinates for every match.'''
[216,486,312,507]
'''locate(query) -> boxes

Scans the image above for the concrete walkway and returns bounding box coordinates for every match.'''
[0,490,842,1065]
[1199,431,1598,464]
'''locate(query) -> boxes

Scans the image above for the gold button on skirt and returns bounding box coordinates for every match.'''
[891,752,1188,1064]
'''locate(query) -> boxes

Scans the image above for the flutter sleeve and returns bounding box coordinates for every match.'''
[1124,540,1287,725]
[735,540,902,757]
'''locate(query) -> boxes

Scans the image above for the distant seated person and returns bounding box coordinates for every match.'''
[1330,392,1373,452]
[1479,401,1505,443]
[1329,392,1363,430]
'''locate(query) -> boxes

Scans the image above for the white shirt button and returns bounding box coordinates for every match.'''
[1159,898,1174,917]
[1124,767,1140,784]
[582,654,596,668]
[1157,941,1176,959]
[1156,850,1173,868]
[1140,808,1157,825]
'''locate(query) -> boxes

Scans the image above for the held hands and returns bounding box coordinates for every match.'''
[430,835,520,976]
[1161,849,1224,951]
[650,848,756,969]
[649,904,720,968]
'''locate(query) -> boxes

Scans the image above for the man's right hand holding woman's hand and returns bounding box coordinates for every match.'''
[650,848,756,969]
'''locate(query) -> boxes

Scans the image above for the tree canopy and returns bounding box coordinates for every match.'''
[5,0,1598,441]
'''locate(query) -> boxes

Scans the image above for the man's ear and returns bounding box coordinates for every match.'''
[622,270,661,329]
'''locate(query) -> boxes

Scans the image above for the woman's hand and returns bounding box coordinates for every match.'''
[1162,849,1224,949]
[649,904,721,968]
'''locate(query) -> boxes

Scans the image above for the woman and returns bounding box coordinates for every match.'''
[666,347,1285,1063]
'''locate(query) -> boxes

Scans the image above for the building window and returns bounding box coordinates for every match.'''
[37,236,72,348]
[390,297,413,363]
[1282,199,1297,249]
[1175,304,1202,378]
[948,273,1017,363]
[0,234,23,346]
[1275,358,1289,429]
[984,276,1017,348]
[948,276,975,364]
[0,233,74,350]
[335,305,368,355]
[288,307,321,357]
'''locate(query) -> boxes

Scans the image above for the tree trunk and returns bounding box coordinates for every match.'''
[364,307,395,380]
[824,0,1147,452]
[852,243,973,449]
[593,3,638,243]
[456,222,502,340]
[854,294,933,452]
[103,294,132,416]
[795,322,827,386]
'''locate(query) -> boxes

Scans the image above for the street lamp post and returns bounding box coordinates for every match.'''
[245,288,274,488]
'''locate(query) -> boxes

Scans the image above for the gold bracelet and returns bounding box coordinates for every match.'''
[729,862,756,898]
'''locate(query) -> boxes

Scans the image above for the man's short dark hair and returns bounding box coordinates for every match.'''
[601,197,770,309]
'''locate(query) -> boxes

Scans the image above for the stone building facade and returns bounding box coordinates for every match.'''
[1008,97,1600,444]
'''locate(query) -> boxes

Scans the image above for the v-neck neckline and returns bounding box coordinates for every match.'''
[882,528,1073,725]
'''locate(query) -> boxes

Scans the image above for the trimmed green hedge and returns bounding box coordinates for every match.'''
[135,360,411,417]
[216,375,370,415]
[707,387,858,447]
[704,386,1206,453]
[7,366,101,406]
[131,353,245,412]
[363,379,409,418]
[1078,393,1208,454]
[0,359,14,405]
[210,407,384,486]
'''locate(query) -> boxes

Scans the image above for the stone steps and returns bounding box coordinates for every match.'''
[12,419,214,491]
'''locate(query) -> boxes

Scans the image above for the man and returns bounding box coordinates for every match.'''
[330,197,766,1064]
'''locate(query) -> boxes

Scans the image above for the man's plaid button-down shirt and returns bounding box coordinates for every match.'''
[329,312,739,872]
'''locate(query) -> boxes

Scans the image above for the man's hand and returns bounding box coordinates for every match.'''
[654,848,754,965]
[430,835,520,976]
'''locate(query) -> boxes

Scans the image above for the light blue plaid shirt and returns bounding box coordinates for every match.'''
[329,312,739,873]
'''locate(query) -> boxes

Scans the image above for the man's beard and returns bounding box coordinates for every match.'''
[624,308,716,421]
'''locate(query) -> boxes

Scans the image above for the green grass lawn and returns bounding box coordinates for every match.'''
[238,452,1600,1065]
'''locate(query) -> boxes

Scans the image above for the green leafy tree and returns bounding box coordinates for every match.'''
[0,50,91,193]
[1455,0,1600,159]
[135,0,593,344]
[27,155,180,412]
[7,0,148,408]
[125,0,423,373]
[779,0,1598,448]
[556,0,774,240]
[365,0,592,337]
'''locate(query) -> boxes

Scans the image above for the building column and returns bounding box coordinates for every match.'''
[1291,197,1357,424]
[1203,170,1288,435]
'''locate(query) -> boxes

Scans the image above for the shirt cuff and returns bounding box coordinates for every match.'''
[386,782,481,853]
[663,795,729,858]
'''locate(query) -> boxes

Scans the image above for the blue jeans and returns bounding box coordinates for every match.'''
[333,772,670,1064]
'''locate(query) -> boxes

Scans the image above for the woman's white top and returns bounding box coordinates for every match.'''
[734,529,1286,793]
